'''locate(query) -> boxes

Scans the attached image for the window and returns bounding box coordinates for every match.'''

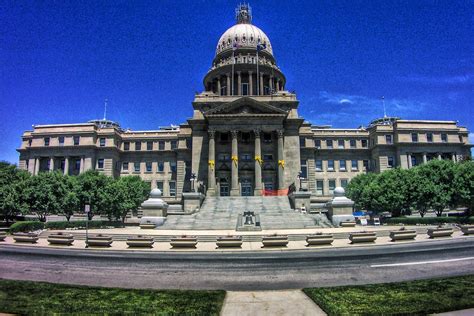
[156,181,164,192]
[146,141,153,150]
[74,159,81,171]
[385,135,393,144]
[220,133,229,142]
[341,179,348,188]
[328,160,334,171]
[158,161,164,172]
[241,132,251,143]
[169,182,176,197]
[361,139,368,147]
[338,140,344,149]
[219,153,230,161]
[316,180,324,195]
[73,136,80,146]
[315,139,321,149]
[329,180,336,195]
[441,133,448,143]
[362,160,369,171]
[339,160,346,171]
[388,156,394,168]
[44,137,50,146]
[122,162,129,171]
[351,160,358,171]
[97,159,104,169]
[411,133,418,143]
[300,159,308,178]
[170,161,177,173]
[411,156,417,167]
[241,153,252,161]
[186,139,192,149]
[145,162,152,172]
[263,133,272,143]
[242,83,249,95]
[59,136,64,146]
[135,141,142,151]
[159,141,165,150]
[326,140,333,149]
[426,133,433,143]
[315,160,323,171]
[350,139,356,148]
[263,154,273,161]
[171,141,177,149]
[99,138,106,147]
[124,142,130,151]
[134,162,140,172]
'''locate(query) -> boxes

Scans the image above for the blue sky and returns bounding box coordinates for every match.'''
[1,0,473,163]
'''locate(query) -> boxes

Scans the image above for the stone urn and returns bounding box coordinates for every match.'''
[326,187,356,226]
[139,188,168,227]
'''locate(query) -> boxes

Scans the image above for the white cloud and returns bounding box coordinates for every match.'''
[339,98,353,104]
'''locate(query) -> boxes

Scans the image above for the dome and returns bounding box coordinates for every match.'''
[150,188,162,198]
[216,24,273,56]
[334,187,345,197]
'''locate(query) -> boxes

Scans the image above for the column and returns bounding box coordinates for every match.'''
[259,73,264,96]
[230,130,240,196]
[80,156,85,173]
[269,75,274,93]
[276,78,281,91]
[422,152,427,164]
[254,129,262,196]
[64,157,69,175]
[437,153,442,160]
[34,157,40,175]
[249,71,253,95]
[277,129,285,189]
[452,153,457,162]
[407,153,412,169]
[49,157,54,172]
[217,78,221,95]
[237,71,242,96]
[207,130,216,196]
[226,74,231,96]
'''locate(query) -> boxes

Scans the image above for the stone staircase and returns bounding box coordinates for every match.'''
[159,196,333,230]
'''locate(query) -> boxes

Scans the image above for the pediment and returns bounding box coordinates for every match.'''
[204,97,288,116]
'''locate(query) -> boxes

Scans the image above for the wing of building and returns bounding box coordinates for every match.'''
[17,4,472,208]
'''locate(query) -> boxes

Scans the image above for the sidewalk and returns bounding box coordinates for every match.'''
[220,290,326,316]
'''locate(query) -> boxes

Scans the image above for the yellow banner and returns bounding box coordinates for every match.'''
[255,155,263,165]
[278,159,285,169]
[231,155,238,166]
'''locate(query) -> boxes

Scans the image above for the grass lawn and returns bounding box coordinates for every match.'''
[304,275,474,316]
[0,279,225,315]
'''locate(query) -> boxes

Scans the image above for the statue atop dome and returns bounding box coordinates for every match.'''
[235,3,252,24]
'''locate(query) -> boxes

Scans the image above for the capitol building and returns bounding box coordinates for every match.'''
[17,5,471,211]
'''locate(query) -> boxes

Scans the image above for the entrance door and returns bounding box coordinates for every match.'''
[220,183,230,196]
[242,182,253,196]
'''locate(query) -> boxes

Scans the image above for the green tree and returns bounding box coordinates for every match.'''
[0,162,30,223]
[452,160,474,216]
[60,176,80,221]
[346,172,377,211]
[76,170,112,217]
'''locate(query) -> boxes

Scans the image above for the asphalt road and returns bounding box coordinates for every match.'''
[0,238,473,290]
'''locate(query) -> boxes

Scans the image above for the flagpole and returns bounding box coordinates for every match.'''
[256,42,259,96]
[232,48,235,96]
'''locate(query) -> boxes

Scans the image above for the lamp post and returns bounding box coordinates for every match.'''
[84,204,90,248]
[190,173,196,192]
[297,171,303,191]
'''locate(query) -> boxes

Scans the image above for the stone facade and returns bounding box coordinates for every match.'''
[17,4,472,206]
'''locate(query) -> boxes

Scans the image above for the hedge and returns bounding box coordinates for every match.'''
[44,220,124,230]
[9,221,45,233]
[384,216,474,225]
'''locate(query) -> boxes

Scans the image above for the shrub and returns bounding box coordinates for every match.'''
[45,220,124,230]
[9,221,45,233]
[384,216,474,225]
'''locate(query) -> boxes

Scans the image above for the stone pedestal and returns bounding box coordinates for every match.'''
[182,192,205,214]
[326,187,355,226]
[288,191,312,210]
[140,189,168,227]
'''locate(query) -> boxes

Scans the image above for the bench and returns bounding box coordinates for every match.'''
[0,231,6,241]
[306,234,334,246]
[262,235,289,247]
[427,227,453,238]
[87,235,113,247]
[340,221,356,227]
[13,232,39,243]
[47,233,74,245]
[170,236,198,248]
[216,236,243,248]
[140,223,156,230]
[389,229,417,241]
[460,225,474,235]
[126,236,154,248]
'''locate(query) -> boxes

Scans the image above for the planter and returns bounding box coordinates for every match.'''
[349,232,377,243]
[306,234,334,246]
[126,236,154,248]
[13,232,39,243]
[216,236,243,248]
[87,234,113,247]
[140,223,156,230]
[389,229,417,241]
[262,235,289,247]
[427,227,453,238]
[170,236,197,248]
[460,225,474,235]
[47,232,74,246]
[0,231,6,241]
[340,221,356,227]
